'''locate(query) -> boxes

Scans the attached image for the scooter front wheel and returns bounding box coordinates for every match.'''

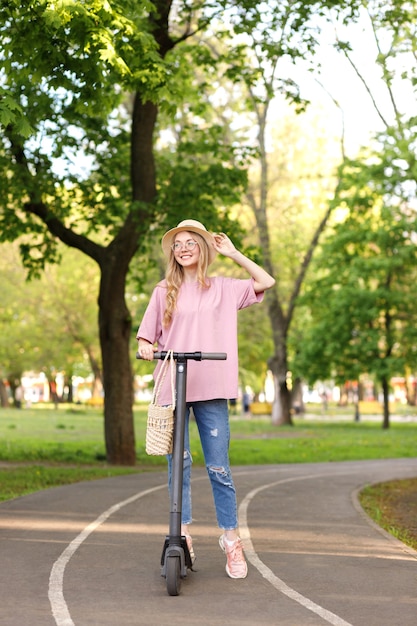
[166,555,181,596]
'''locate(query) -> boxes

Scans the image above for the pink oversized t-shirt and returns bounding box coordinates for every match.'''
[137,276,264,405]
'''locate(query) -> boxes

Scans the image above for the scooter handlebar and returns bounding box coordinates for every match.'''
[199,352,227,360]
[136,351,227,361]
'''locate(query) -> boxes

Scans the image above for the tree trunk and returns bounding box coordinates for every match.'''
[292,377,305,415]
[381,375,390,430]
[65,375,74,403]
[97,94,158,464]
[270,372,293,425]
[86,347,103,398]
[0,379,9,407]
[266,286,293,425]
[99,250,136,465]
[6,2,172,464]
[268,346,293,426]
[248,85,336,427]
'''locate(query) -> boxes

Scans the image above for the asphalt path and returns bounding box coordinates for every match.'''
[1,458,417,626]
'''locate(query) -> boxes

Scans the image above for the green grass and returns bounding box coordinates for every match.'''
[1,404,416,467]
[1,402,415,553]
[0,402,416,503]
[228,421,417,465]
[0,465,141,503]
[359,478,417,551]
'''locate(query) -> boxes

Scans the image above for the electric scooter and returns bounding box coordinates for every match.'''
[137,350,227,596]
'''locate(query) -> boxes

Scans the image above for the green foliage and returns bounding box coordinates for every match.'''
[294,127,417,388]
[0,242,100,385]
[1,0,162,105]
[0,89,33,137]
[184,0,360,116]
[293,0,417,392]
[0,0,165,273]
[237,299,274,392]
[0,0,261,275]
[156,126,248,227]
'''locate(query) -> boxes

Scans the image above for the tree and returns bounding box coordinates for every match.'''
[1,1,163,462]
[239,0,417,425]
[294,149,417,428]
[3,0,409,460]
[0,1,257,463]
[191,1,362,424]
[0,242,101,403]
[293,0,417,428]
[0,1,321,458]
[263,0,417,424]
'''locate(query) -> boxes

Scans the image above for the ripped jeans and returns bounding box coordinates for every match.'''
[167,398,238,530]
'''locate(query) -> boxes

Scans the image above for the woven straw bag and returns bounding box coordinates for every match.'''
[146,350,175,455]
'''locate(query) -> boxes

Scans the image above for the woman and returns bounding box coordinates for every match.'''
[137,219,275,579]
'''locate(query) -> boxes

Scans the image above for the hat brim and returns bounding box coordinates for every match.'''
[161,225,217,265]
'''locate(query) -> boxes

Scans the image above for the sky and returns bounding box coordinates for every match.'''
[48,4,415,177]
[219,3,412,162]
[291,9,414,156]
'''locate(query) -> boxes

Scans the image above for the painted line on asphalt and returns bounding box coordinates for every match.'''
[49,469,352,626]
[48,482,167,626]
[239,473,354,626]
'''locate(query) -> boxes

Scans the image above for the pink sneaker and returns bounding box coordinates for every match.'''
[185,535,195,566]
[219,535,248,579]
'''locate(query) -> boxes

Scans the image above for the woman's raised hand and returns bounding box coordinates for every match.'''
[212,233,237,258]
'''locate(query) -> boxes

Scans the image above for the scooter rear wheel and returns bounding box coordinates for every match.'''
[166,555,181,596]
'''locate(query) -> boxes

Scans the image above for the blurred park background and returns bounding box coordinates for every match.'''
[1,1,417,470]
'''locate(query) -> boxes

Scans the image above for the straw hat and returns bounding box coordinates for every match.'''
[161,219,217,265]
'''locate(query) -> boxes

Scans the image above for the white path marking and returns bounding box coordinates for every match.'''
[50,465,387,625]
[239,473,354,626]
[48,483,166,626]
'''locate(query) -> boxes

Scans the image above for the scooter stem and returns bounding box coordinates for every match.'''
[169,356,187,541]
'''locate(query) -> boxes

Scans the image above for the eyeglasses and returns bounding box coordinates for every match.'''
[171,240,199,252]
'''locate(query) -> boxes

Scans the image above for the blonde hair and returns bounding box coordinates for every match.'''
[163,232,210,327]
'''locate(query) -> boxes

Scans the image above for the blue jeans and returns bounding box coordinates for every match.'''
[167,399,238,530]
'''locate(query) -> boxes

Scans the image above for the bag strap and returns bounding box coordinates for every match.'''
[152,350,175,407]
